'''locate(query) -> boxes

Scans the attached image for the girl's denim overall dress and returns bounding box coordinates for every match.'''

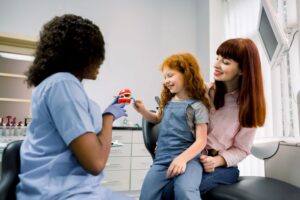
[140,100,202,200]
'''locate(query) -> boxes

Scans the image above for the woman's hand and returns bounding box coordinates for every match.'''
[200,155,216,172]
[166,156,187,178]
[200,155,226,173]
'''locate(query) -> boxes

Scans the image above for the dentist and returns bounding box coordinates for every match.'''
[16,14,131,200]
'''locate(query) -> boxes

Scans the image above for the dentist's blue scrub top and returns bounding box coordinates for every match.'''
[16,72,130,200]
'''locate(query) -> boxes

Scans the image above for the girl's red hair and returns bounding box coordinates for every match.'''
[158,52,210,120]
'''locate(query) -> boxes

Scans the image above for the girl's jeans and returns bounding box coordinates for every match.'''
[162,166,239,199]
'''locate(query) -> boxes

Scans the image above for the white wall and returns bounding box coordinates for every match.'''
[208,0,226,81]
[0,0,210,126]
[196,0,210,81]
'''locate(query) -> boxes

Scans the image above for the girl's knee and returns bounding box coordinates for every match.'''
[174,183,200,198]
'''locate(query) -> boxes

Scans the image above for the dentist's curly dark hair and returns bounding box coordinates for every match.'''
[26,14,105,87]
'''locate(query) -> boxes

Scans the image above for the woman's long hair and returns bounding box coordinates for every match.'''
[26,14,105,87]
[158,52,210,120]
[213,38,266,127]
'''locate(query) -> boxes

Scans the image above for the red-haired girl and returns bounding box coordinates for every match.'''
[134,52,210,200]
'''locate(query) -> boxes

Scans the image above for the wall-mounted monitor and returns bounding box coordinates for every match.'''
[258,0,288,67]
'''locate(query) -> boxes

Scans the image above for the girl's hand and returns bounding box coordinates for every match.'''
[166,156,187,178]
[133,99,145,113]
[133,99,159,123]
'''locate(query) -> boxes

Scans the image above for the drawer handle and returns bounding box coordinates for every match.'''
[101,180,121,185]
[111,140,123,147]
[106,163,121,167]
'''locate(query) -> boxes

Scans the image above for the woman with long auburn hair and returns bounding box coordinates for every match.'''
[163,38,266,198]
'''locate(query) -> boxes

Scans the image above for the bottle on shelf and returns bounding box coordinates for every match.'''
[5,116,12,136]
[122,117,129,126]
[0,117,4,136]
[24,114,32,127]
[16,121,23,136]
[24,116,32,136]
[10,117,17,136]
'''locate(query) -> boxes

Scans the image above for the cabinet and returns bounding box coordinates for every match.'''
[0,33,37,124]
[102,127,152,198]
[0,127,152,198]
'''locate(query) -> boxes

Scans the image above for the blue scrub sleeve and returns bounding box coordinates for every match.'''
[47,79,96,145]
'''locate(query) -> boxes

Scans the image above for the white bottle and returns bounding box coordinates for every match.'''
[22,122,27,136]
[5,116,12,136]
[10,117,17,136]
[0,117,6,137]
[16,121,23,136]
[0,117,4,136]
[122,117,129,126]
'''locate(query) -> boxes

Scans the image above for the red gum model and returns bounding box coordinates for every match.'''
[118,89,132,104]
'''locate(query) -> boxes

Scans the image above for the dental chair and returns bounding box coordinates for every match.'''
[0,140,23,200]
[142,118,300,200]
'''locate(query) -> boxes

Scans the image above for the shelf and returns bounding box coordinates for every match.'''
[0,33,37,55]
[0,72,27,79]
[0,33,35,123]
[0,97,31,103]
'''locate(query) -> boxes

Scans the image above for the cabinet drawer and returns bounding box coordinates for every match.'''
[112,130,132,143]
[110,144,131,157]
[101,170,130,191]
[132,131,144,143]
[131,157,152,170]
[132,144,151,156]
[106,157,131,171]
[130,170,148,191]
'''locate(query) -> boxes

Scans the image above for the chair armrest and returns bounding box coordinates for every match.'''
[251,141,280,159]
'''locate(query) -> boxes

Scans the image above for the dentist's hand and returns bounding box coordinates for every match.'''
[103,103,127,120]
